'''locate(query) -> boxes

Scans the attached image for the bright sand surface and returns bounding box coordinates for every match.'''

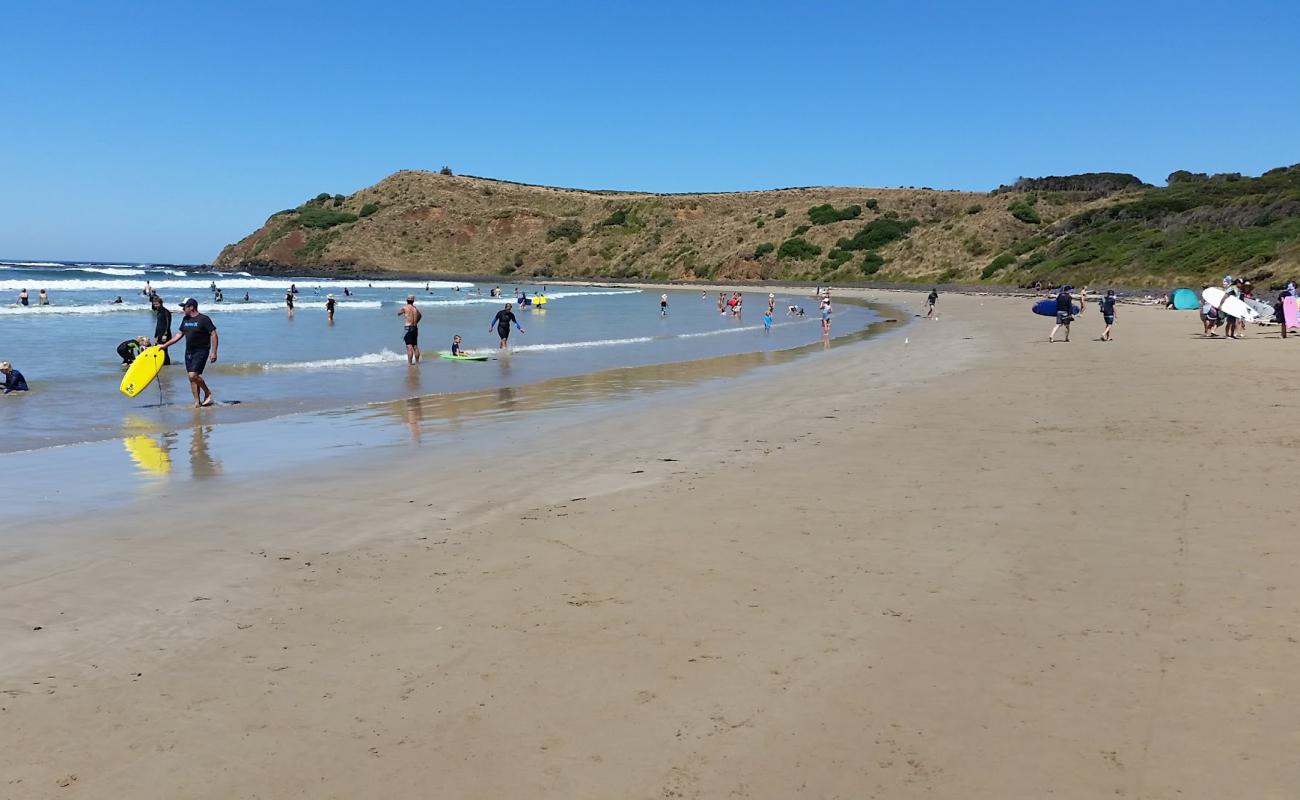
[2,290,1298,799]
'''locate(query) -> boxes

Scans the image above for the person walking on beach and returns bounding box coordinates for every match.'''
[1274,293,1290,339]
[820,296,832,334]
[398,294,422,364]
[151,294,172,365]
[1049,286,1074,342]
[763,307,773,332]
[18,288,28,306]
[490,303,524,349]
[1099,289,1117,341]
[1,361,29,394]
[160,298,218,408]
[326,294,336,322]
[925,288,938,318]
[660,293,669,316]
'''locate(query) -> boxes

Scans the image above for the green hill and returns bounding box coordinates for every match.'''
[214,165,1300,287]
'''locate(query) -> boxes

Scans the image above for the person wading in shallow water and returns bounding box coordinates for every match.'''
[160,298,219,408]
[490,303,524,349]
[398,294,422,364]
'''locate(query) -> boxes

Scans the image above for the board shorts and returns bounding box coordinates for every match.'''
[403,326,419,346]
[1104,315,1115,325]
[1056,312,1073,325]
[185,348,209,375]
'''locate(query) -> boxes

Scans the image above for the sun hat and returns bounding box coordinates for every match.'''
[327,293,335,299]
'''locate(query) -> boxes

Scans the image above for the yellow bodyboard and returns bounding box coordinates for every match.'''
[119,346,167,398]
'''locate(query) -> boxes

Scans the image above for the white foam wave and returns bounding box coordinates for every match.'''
[0,261,66,268]
[259,350,409,370]
[511,336,654,352]
[422,289,642,307]
[678,318,809,338]
[83,267,147,276]
[0,277,474,292]
[0,300,380,316]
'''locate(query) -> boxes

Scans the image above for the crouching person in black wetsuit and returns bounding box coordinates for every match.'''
[1,361,29,394]
[489,303,525,349]
[117,336,150,365]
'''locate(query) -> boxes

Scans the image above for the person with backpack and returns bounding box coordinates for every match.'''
[1098,290,1118,341]
[1049,286,1074,343]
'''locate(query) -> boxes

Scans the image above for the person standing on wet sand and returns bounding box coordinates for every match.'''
[660,293,669,316]
[285,288,295,315]
[925,289,938,318]
[490,303,524,349]
[326,294,336,322]
[1098,290,1117,341]
[151,294,172,365]
[398,294,422,364]
[160,298,218,408]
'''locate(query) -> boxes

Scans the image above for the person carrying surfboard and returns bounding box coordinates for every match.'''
[159,298,218,408]
[1049,286,1074,342]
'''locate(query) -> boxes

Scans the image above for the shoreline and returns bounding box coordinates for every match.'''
[3,290,1298,797]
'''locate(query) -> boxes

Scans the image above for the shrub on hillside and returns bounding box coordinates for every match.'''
[332,194,346,207]
[547,219,584,243]
[754,242,776,258]
[1008,196,1041,224]
[807,204,862,225]
[792,224,811,237]
[836,217,919,251]
[359,203,380,217]
[440,166,454,176]
[773,207,786,218]
[778,237,822,260]
[861,252,884,275]
[1000,173,1148,193]
[601,208,629,227]
[981,253,1015,279]
[865,198,879,211]
[298,207,359,229]
[964,236,990,257]
[313,192,332,204]
[822,249,852,271]
[966,204,984,215]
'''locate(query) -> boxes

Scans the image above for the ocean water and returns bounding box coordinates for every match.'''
[0,261,877,453]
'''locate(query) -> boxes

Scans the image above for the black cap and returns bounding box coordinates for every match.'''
[182,297,199,308]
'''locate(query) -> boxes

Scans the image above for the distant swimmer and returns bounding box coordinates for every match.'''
[112,296,123,304]
[38,289,49,306]
[143,281,153,297]
[342,287,351,297]
[660,293,668,316]
[243,292,250,302]
[326,293,336,322]
[925,288,938,318]
[151,294,173,366]
[1,361,29,394]
[490,303,524,349]
[18,288,28,306]
[117,336,150,365]
[160,297,218,408]
[214,288,224,303]
[398,294,422,364]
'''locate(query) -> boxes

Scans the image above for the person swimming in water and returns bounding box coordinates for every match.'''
[1,361,30,393]
[490,303,524,349]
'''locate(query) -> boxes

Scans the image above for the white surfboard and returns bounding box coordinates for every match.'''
[1202,287,1258,321]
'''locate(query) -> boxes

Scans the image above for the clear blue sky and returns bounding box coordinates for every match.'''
[2,0,1296,264]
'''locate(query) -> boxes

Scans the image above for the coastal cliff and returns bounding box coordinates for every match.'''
[215,166,1300,286]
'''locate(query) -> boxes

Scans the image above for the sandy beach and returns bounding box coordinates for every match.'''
[3,289,1298,799]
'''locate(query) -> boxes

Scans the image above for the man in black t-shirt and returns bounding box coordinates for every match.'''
[161,297,219,407]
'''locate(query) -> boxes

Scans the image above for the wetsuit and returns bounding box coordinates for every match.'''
[491,309,520,340]
[178,313,217,374]
[326,298,336,315]
[154,304,173,366]
[285,292,294,310]
[117,339,145,364]
[451,341,464,356]
[3,369,28,393]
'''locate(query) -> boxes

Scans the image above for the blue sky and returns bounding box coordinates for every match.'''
[2,0,1296,263]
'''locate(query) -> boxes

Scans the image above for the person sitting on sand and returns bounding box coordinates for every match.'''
[1,361,29,394]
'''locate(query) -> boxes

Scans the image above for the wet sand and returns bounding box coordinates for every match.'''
[2,291,1298,798]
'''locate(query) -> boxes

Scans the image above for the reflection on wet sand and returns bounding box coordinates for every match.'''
[188,423,221,479]
[121,417,221,480]
[371,305,897,438]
